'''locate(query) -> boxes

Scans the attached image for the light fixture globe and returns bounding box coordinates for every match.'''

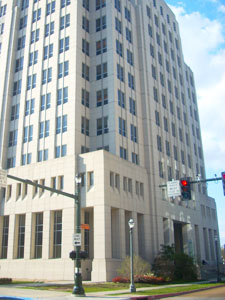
[128,218,135,229]
[75,174,82,184]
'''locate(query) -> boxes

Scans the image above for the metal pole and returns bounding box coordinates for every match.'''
[215,238,221,282]
[72,176,85,296]
[130,227,136,293]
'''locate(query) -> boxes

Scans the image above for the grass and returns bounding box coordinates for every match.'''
[20,282,155,293]
[115,283,225,296]
[14,281,225,294]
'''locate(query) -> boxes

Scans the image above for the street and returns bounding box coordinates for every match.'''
[163,285,225,300]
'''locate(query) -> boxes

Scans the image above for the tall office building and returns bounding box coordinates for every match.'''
[0,0,220,281]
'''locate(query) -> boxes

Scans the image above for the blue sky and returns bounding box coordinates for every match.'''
[166,0,225,247]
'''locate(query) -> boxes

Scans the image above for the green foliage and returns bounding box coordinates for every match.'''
[0,278,12,284]
[117,255,151,278]
[152,245,197,282]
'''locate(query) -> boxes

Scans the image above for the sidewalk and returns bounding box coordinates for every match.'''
[0,280,224,300]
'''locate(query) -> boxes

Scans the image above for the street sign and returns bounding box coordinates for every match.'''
[81,224,90,230]
[73,233,81,246]
[167,180,181,197]
[0,169,7,188]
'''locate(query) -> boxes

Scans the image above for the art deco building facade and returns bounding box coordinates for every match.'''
[0,0,220,281]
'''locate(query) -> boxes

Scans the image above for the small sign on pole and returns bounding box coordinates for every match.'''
[0,169,7,188]
[81,224,90,230]
[167,180,181,198]
[73,233,81,246]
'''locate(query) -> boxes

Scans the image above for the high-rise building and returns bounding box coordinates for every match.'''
[0,0,220,281]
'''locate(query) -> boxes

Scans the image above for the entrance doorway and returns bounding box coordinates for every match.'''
[173,222,184,253]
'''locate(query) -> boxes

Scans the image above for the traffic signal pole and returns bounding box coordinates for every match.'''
[159,176,223,188]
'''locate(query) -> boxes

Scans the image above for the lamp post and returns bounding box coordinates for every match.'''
[72,174,85,296]
[128,219,136,293]
[214,236,221,283]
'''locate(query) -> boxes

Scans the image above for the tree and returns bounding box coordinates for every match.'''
[117,255,151,278]
[152,245,197,282]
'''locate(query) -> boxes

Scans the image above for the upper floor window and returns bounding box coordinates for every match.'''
[127,49,133,65]
[96,63,107,80]
[125,7,131,22]
[82,39,89,56]
[97,117,108,135]
[96,0,106,10]
[15,57,24,72]
[115,17,122,34]
[13,80,22,96]
[118,90,125,108]
[115,0,121,12]
[27,74,37,90]
[128,73,135,90]
[19,16,27,30]
[45,21,54,37]
[59,37,69,53]
[17,36,26,50]
[41,94,51,111]
[82,16,89,33]
[44,44,53,59]
[21,0,29,10]
[31,29,39,44]
[61,0,71,8]
[83,0,89,11]
[129,97,136,116]
[32,8,41,23]
[82,63,89,81]
[96,88,108,106]
[119,117,126,136]
[60,14,70,30]
[42,68,52,84]
[96,16,106,32]
[116,40,123,57]
[96,38,107,55]
[126,28,132,43]
[81,117,89,136]
[57,87,68,105]
[58,61,69,78]
[11,104,20,120]
[39,121,50,138]
[46,1,55,16]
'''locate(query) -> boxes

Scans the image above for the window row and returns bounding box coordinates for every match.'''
[110,171,144,198]
[0,211,63,259]
[6,145,67,168]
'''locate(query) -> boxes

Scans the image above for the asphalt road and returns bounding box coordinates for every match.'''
[163,285,225,300]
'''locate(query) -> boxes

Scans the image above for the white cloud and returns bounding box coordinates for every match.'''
[169,5,225,170]
[218,5,225,13]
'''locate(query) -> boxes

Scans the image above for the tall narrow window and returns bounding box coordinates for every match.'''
[34,213,43,259]
[1,216,9,259]
[17,214,26,259]
[53,211,62,258]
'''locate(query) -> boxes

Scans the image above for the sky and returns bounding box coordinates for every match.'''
[166,0,225,246]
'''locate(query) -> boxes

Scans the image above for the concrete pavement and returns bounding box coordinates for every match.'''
[161,285,225,300]
[0,280,224,300]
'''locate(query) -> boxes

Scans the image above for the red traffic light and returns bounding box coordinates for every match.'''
[222,173,225,180]
[180,180,188,186]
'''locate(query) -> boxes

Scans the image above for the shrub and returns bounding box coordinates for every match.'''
[117,255,151,278]
[0,278,12,284]
[112,276,129,283]
[134,275,165,284]
[152,245,198,282]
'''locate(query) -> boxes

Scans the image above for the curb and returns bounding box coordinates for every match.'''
[130,284,224,299]
[0,297,34,300]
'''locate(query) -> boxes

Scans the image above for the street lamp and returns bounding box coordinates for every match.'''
[72,174,85,296]
[128,218,136,293]
[214,236,221,283]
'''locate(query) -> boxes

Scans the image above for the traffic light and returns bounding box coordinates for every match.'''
[180,178,191,200]
[222,172,225,196]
